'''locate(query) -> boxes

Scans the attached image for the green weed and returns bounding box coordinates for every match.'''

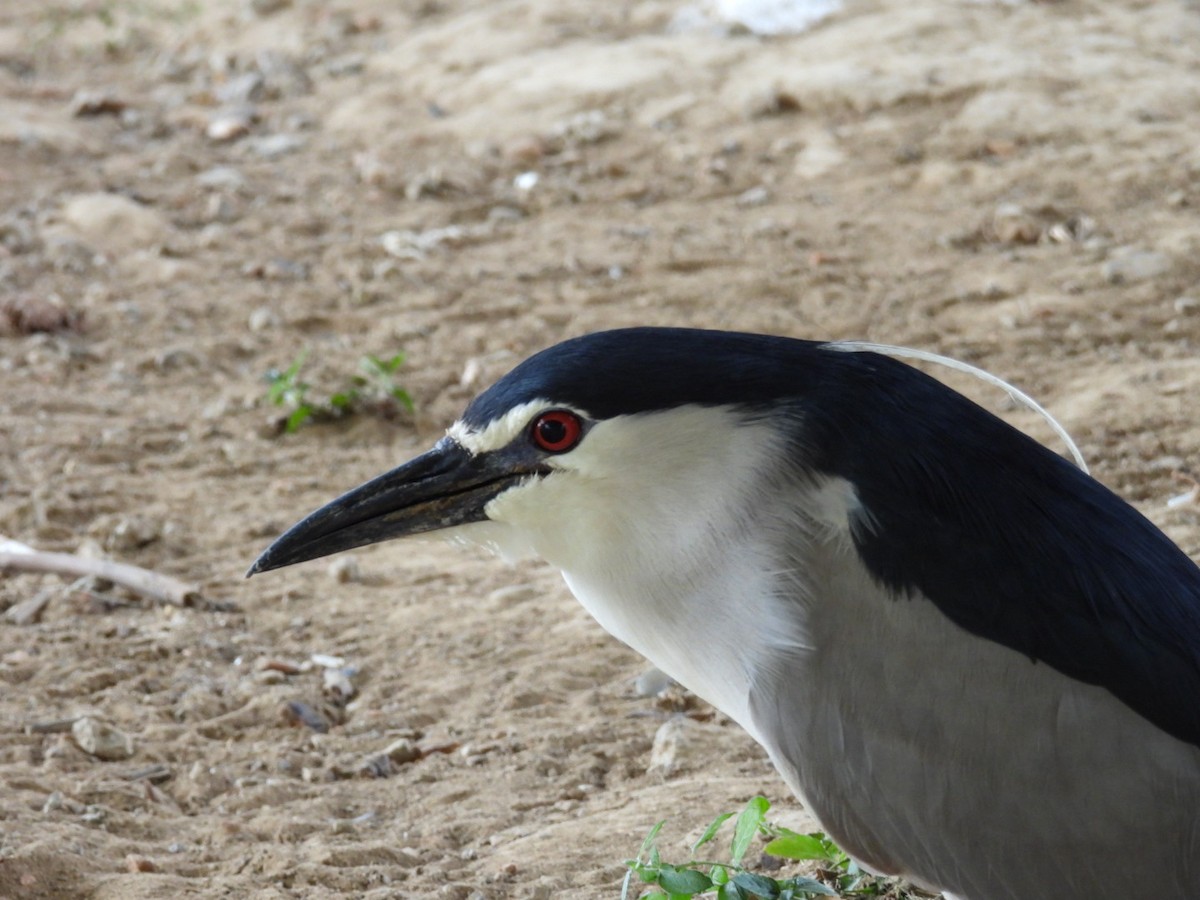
[265,351,414,434]
[622,797,927,900]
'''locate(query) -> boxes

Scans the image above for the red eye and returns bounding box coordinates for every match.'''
[531,410,583,453]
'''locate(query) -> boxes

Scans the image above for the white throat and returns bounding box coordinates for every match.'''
[458,406,861,739]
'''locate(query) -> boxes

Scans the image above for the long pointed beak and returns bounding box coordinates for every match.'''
[247,438,537,576]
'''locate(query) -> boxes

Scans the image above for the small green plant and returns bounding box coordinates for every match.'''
[622,797,924,900]
[265,351,414,434]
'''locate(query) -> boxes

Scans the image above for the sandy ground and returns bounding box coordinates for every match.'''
[1,0,1198,896]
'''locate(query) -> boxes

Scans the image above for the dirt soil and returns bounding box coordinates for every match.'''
[0,0,1198,896]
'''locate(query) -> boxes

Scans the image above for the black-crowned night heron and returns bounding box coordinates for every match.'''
[249,328,1200,899]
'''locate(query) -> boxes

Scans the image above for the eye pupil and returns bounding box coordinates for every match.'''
[539,419,566,444]
[531,410,582,453]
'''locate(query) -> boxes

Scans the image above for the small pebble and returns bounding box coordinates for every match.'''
[71,89,127,117]
[633,667,674,698]
[992,203,1041,244]
[736,186,771,208]
[647,717,687,776]
[247,134,306,159]
[247,307,280,332]
[125,854,157,873]
[81,805,108,825]
[282,700,331,733]
[1101,247,1172,284]
[258,658,303,675]
[207,112,254,142]
[383,737,421,764]
[327,556,361,584]
[196,166,246,191]
[323,667,356,701]
[72,717,135,761]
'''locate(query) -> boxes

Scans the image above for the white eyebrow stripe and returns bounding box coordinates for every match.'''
[447,400,558,454]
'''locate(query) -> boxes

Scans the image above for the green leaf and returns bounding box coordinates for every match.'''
[657,865,712,894]
[779,875,837,897]
[718,883,747,900]
[639,821,666,857]
[730,872,779,898]
[329,391,356,409]
[710,865,730,886]
[762,832,836,861]
[730,797,769,866]
[391,387,415,413]
[693,812,736,853]
[285,405,313,433]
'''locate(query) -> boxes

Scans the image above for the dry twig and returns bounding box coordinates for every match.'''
[0,550,201,607]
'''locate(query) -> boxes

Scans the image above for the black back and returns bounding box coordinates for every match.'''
[465,327,1200,747]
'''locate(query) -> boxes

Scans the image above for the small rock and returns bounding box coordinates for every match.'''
[633,667,673,698]
[71,90,126,117]
[460,357,483,390]
[329,810,377,833]
[736,186,771,208]
[991,204,1041,244]
[246,133,305,158]
[207,111,254,142]
[354,737,421,778]
[247,306,280,332]
[380,226,471,259]
[1102,247,1172,284]
[323,667,356,702]
[382,737,421,765]
[81,805,108,825]
[0,295,81,335]
[503,134,547,165]
[282,700,332,732]
[550,109,618,145]
[72,717,135,761]
[42,791,66,813]
[310,653,346,669]
[257,658,303,675]
[647,717,687,776]
[124,854,157,873]
[60,192,169,256]
[196,166,246,191]
[243,257,308,280]
[92,514,161,553]
[327,556,361,584]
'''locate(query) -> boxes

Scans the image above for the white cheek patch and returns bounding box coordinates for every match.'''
[447,400,557,455]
